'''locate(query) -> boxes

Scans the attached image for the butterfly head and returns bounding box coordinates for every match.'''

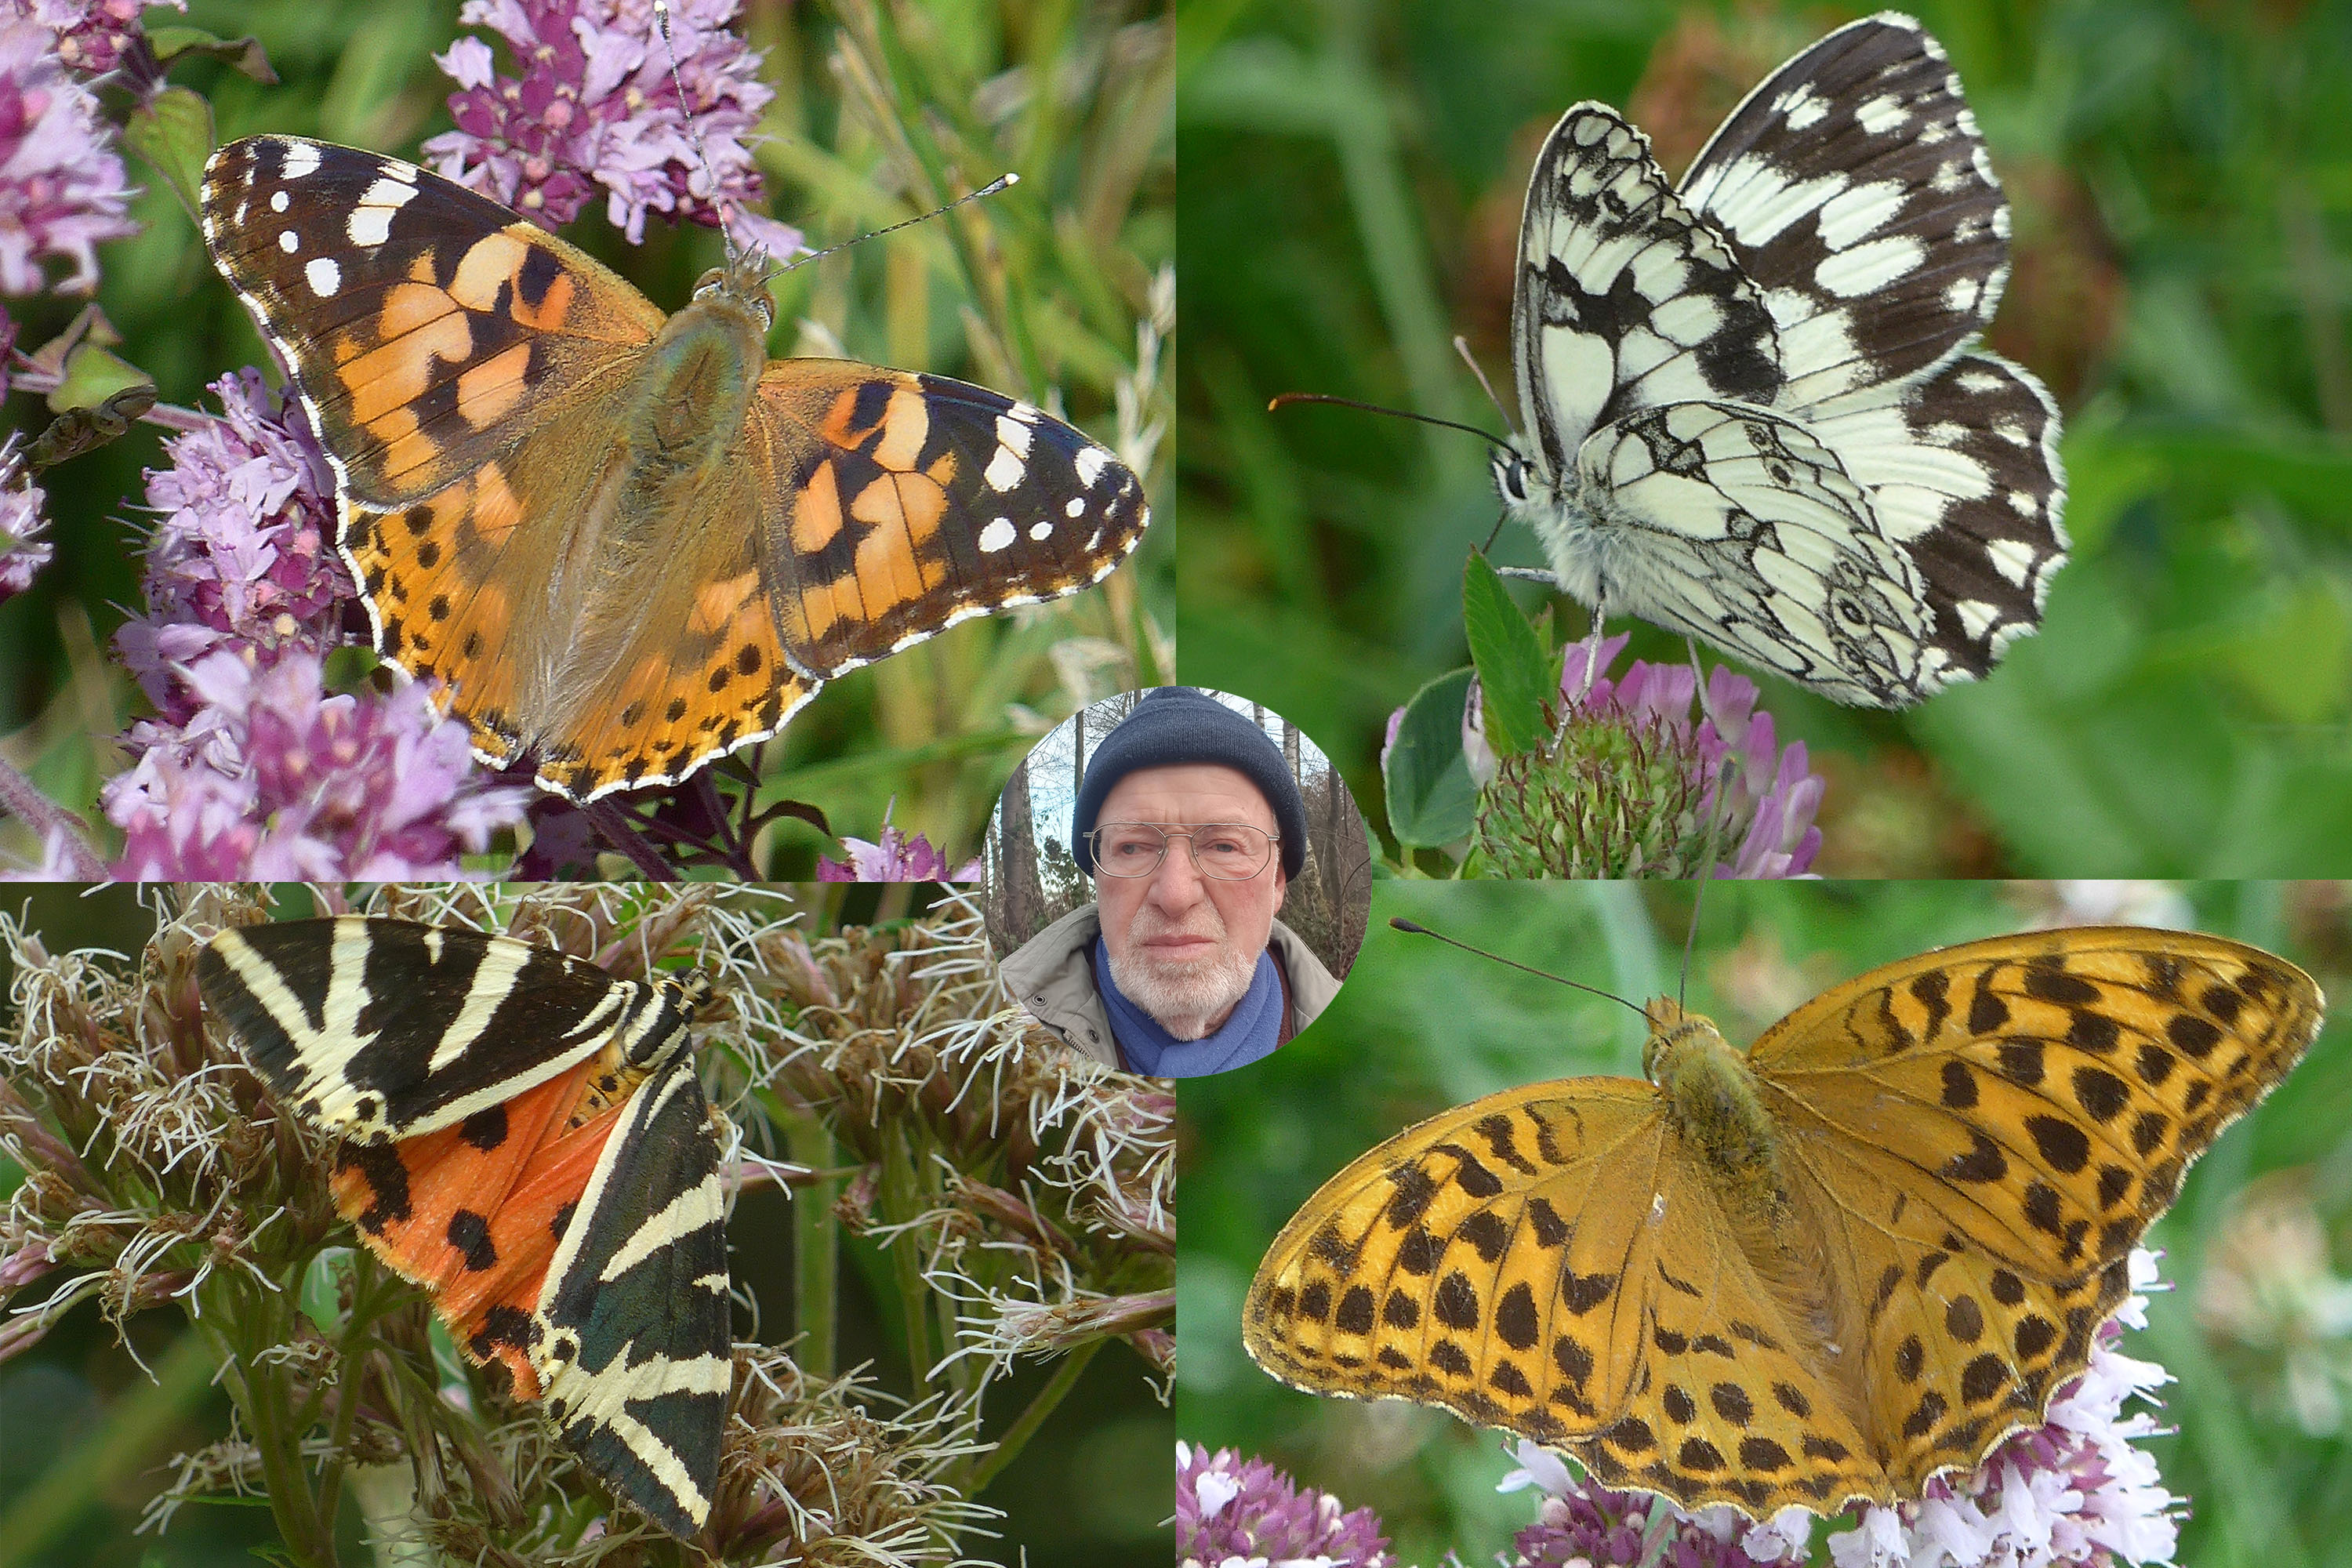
[694,256,777,329]
[1488,435,1550,518]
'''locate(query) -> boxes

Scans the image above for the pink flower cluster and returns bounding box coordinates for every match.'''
[425,0,800,256]
[0,431,48,601]
[114,368,350,722]
[818,803,982,882]
[103,372,528,879]
[1176,1442,1394,1568]
[1551,633,1824,879]
[0,15,137,295]
[20,0,186,78]
[106,652,529,878]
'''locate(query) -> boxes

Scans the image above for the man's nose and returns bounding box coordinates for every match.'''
[1145,836,1208,906]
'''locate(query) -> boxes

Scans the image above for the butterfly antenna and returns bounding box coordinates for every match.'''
[1389,917,1646,1018]
[652,0,739,266]
[1679,872,1709,1011]
[1454,335,1519,436]
[1267,393,1514,459]
[770,174,1020,281]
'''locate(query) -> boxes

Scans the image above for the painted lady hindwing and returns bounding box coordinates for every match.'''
[198,916,729,1537]
[1493,13,2065,706]
[198,135,1151,800]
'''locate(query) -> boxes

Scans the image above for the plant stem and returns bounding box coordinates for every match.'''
[786,1109,840,1378]
[961,1338,1103,1497]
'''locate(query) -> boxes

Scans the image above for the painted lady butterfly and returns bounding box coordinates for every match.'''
[199,135,1151,801]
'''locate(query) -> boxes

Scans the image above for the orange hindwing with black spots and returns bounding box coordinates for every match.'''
[199,134,1151,801]
[198,916,731,1538]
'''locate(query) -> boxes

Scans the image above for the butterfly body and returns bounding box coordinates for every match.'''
[1246,927,2323,1516]
[200,134,1150,800]
[199,916,731,1537]
[1490,16,2064,706]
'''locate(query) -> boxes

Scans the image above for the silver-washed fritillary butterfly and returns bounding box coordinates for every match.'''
[1244,926,2323,1515]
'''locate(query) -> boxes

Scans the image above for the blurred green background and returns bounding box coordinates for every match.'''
[1179,880,2352,1566]
[0,0,1173,872]
[0,884,1171,1568]
[1175,0,2352,877]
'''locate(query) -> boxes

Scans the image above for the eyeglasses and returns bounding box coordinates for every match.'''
[1087,822,1279,880]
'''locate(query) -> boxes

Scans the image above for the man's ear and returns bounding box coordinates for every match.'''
[1270,864,1287,916]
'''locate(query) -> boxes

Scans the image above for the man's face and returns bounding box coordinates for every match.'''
[1094,763,1287,1040]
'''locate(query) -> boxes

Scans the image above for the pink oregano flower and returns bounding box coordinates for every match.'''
[0,16,138,294]
[425,0,800,257]
[104,369,527,878]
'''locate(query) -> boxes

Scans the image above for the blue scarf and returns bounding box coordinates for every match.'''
[1093,936,1282,1078]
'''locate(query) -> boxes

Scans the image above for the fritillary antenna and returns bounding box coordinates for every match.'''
[1388,918,1646,1018]
[769,174,1021,284]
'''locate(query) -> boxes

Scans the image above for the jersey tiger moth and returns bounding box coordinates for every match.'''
[197,915,731,1537]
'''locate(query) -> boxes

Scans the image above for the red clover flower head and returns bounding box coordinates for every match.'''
[425,0,800,258]
[0,15,138,294]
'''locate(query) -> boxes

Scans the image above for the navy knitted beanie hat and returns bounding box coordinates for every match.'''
[1071,688,1308,879]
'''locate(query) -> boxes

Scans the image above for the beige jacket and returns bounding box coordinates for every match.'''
[999,903,1341,1070]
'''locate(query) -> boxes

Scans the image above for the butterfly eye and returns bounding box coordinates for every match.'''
[691,265,729,297]
[1492,451,1529,504]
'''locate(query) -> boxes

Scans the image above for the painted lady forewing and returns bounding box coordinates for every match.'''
[200,136,1150,800]
[1493,13,2064,706]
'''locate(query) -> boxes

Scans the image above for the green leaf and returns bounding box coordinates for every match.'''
[1460,552,1551,754]
[1383,667,1476,848]
[143,25,277,82]
[122,85,213,220]
[45,343,148,413]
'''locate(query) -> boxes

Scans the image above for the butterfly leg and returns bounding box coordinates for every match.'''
[1563,597,1609,709]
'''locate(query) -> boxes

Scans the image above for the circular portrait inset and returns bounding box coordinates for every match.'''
[981,688,1373,1077]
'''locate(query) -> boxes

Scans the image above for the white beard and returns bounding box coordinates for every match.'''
[1105,903,1262,1040]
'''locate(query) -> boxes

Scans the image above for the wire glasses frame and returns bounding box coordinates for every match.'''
[1087,822,1280,880]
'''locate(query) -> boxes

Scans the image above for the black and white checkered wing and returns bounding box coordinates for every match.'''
[1573,402,1935,704]
[1678,13,2011,412]
[1509,107,1783,484]
[1809,350,2065,686]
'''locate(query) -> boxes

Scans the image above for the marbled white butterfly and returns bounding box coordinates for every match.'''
[1490,13,2066,706]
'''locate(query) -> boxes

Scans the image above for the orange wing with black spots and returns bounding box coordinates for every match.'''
[1247,926,2323,1519]
[201,136,663,506]
[746,362,1151,677]
[201,133,1155,803]
[197,916,730,1538]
